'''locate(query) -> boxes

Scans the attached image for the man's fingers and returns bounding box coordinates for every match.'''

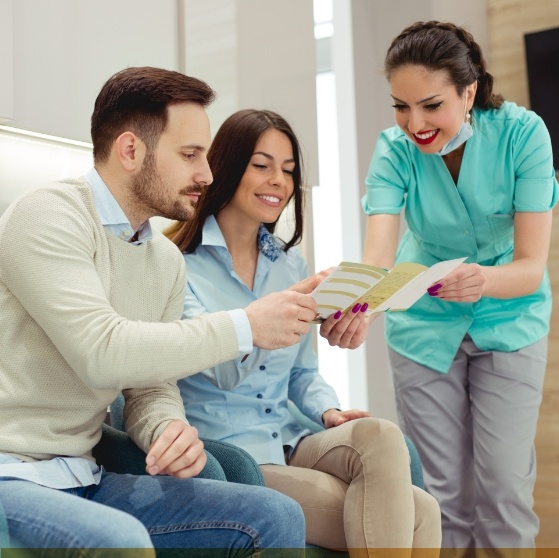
[146,422,200,475]
[288,267,334,294]
[160,439,205,476]
[146,423,182,471]
[167,451,207,479]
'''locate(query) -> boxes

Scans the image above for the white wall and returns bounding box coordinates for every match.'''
[9,0,180,142]
[0,0,14,122]
[181,0,319,264]
[0,128,92,215]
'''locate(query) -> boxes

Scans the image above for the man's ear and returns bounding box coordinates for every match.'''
[114,132,146,172]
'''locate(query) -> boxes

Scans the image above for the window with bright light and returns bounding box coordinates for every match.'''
[312,0,350,407]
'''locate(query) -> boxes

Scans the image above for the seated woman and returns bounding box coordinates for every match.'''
[165,109,441,558]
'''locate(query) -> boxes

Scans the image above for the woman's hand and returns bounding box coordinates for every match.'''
[322,408,372,428]
[427,263,486,302]
[319,303,379,349]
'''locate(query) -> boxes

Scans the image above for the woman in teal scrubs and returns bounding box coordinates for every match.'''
[362,21,558,553]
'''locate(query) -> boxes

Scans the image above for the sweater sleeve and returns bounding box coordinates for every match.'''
[121,253,192,451]
[122,382,189,452]
[0,187,240,391]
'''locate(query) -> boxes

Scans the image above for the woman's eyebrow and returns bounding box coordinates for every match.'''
[253,151,295,164]
[391,94,441,104]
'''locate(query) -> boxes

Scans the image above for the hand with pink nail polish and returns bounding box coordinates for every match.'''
[319,302,378,350]
[426,264,486,302]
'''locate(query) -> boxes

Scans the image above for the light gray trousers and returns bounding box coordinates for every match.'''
[389,335,548,554]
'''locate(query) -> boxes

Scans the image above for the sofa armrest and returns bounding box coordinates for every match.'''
[94,423,227,481]
[201,438,265,486]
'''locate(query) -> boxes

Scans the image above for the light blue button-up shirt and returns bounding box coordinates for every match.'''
[362,102,559,373]
[178,216,340,465]
[0,169,251,487]
[87,167,153,244]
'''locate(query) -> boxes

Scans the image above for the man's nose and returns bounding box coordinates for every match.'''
[198,159,213,187]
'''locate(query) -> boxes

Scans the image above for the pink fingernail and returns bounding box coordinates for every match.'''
[427,284,442,294]
[352,303,361,313]
[333,310,342,319]
[360,303,368,313]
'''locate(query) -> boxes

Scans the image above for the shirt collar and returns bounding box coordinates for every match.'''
[201,215,281,262]
[85,167,153,244]
[257,224,281,262]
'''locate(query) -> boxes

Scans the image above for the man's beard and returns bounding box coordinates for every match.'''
[130,151,198,222]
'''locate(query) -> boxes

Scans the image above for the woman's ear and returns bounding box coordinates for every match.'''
[466,81,478,111]
[114,132,147,172]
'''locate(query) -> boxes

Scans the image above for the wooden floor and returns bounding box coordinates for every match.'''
[534,207,559,550]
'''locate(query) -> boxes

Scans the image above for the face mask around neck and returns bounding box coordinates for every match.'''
[438,99,473,156]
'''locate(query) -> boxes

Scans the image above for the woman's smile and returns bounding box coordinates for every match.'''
[412,129,440,145]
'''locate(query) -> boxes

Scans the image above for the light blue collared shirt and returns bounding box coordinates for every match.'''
[0,169,250,487]
[178,216,340,465]
[87,167,153,244]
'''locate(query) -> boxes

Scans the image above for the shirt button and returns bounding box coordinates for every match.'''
[265,408,271,413]
[272,432,278,438]
[257,394,263,399]
[259,365,266,370]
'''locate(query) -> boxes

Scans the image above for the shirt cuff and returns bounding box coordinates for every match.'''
[227,309,253,359]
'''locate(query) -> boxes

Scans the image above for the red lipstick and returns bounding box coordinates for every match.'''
[413,130,439,145]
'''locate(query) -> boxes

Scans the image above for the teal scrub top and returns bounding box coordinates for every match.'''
[362,102,559,373]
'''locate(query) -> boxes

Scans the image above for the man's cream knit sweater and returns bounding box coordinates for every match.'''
[0,179,239,462]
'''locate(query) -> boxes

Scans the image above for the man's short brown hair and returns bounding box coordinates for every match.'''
[91,66,215,163]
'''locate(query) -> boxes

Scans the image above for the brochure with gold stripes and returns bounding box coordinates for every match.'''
[311,257,467,321]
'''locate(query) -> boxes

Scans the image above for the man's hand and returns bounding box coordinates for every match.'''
[287,267,335,295]
[322,408,372,428]
[145,420,206,479]
[319,303,378,349]
[245,291,318,349]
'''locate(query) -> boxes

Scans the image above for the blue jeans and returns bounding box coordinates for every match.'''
[0,471,305,557]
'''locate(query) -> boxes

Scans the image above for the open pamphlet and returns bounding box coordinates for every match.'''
[311,257,467,321]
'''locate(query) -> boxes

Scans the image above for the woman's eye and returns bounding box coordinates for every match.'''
[283,169,294,176]
[425,102,442,112]
[392,104,408,112]
[252,164,267,169]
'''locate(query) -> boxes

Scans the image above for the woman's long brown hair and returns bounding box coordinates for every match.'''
[165,109,305,254]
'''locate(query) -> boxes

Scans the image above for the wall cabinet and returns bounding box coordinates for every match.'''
[10,0,179,142]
